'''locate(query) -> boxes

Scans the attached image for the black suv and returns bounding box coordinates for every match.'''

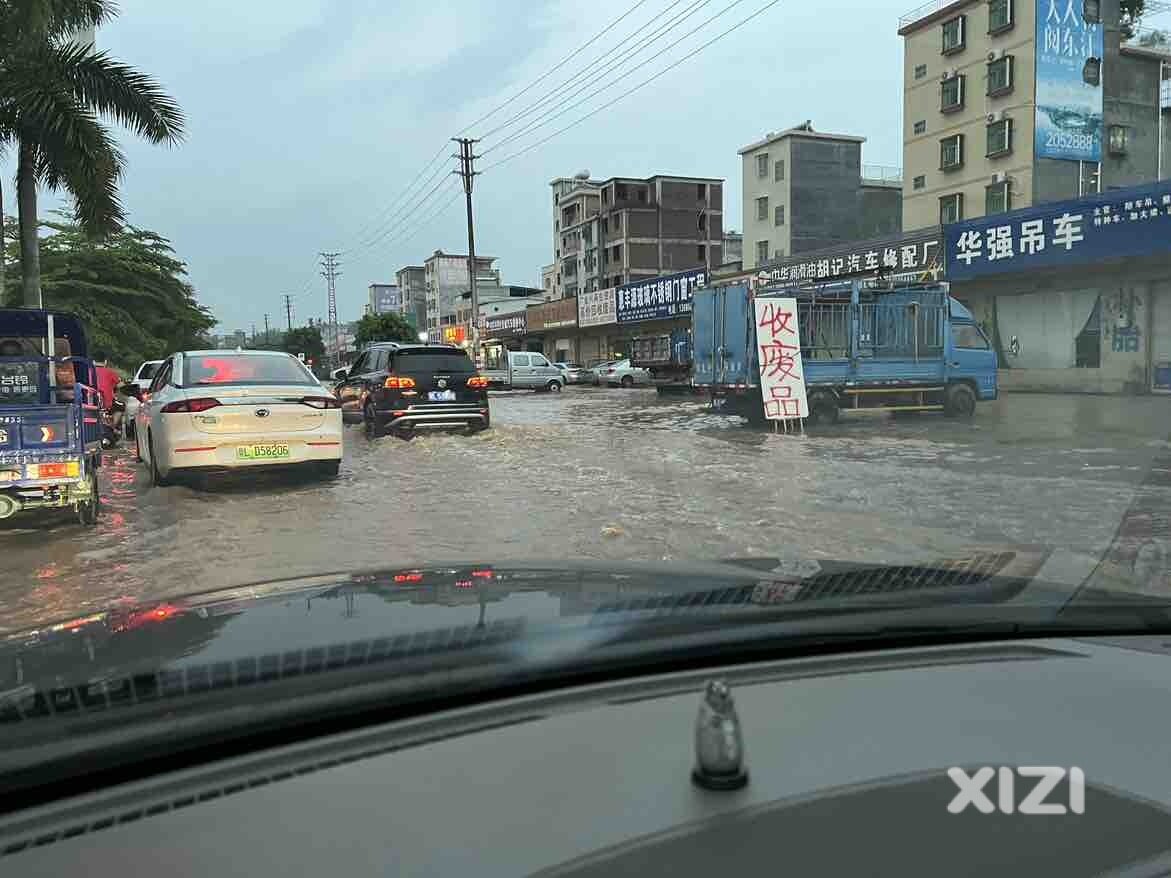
[335,343,489,437]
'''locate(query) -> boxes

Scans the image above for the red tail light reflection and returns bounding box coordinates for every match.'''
[394,573,424,584]
[471,569,494,579]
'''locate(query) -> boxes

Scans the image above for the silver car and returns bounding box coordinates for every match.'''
[554,362,586,385]
[604,359,652,388]
[584,360,616,387]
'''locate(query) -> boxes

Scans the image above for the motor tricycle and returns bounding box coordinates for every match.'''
[0,309,103,526]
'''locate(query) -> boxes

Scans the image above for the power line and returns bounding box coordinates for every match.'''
[340,142,450,254]
[484,0,784,172]
[483,0,743,157]
[347,158,452,254]
[478,0,703,142]
[344,170,455,259]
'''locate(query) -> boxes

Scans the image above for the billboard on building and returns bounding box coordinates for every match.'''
[615,269,706,324]
[482,311,526,338]
[945,181,1171,280]
[369,284,401,315]
[1034,0,1103,163]
[578,287,616,327]
[527,299,577,332]
[755,230,943,284]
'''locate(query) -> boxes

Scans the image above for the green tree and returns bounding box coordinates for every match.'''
[2,215,216,369]
[281,326,325,365]
[0,0,185,308]
[354,311,417,347]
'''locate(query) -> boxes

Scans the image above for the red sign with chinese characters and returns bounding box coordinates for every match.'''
[753,297,808,421]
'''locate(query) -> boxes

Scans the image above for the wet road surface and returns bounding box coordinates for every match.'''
[2,388,1170,633]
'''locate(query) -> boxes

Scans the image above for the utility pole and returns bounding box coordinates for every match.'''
[320,252,341,366]
[284,294,294,331]
[264,313,271,343]
[251,323,257,344]
[453,137,480,356]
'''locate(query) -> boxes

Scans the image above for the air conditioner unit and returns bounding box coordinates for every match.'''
[987,51,996,61]
[987,110,1007,123]
[991,172,1010,185]
[987,49,1005,61]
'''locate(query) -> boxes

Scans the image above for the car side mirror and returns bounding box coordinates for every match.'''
[119,383,142,399]
[333,368,349,380]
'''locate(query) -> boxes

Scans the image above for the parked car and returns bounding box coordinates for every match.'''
[122,359,164,439]
[333,343,489,437]
[554,362,587,384]
[605,359,652,388]
[584,360,616,387]
[131,349,343,485]
[480,350,564,392]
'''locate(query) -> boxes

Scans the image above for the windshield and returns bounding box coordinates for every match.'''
[392,349,474,373]
[183,354,316,386]
[2,0,1171,812]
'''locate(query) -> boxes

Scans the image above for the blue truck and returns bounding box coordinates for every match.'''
[692,279,998,424]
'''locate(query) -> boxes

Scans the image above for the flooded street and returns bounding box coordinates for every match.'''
[2,388,1170,633]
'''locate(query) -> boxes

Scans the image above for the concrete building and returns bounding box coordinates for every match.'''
[739,124,902,269]
[898,0,1171,231]
[721,231,744,267]
[541,263,556,300]
[395,265,426,329]
[422,250,500,342]
[551,173,605,299]
[552,172,724,296]
[455,285,545,343]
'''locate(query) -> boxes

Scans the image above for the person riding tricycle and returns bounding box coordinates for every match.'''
[0,309,103,526]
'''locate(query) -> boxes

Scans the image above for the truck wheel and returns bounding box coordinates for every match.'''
[76,467,100,526]
[944,383,977,418]
[806,392,839,427]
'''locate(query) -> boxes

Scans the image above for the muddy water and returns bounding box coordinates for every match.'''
[2,389,1169,633]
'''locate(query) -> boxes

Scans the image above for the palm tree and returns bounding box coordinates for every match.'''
[0,0,184,308]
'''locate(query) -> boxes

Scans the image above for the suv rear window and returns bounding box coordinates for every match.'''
[183,354,315,386]
[392,350,474,373]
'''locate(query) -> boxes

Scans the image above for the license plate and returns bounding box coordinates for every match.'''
[236,443,290,460]
[428,390,456,401]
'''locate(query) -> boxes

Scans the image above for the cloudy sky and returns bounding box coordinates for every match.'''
[3,0,913,332]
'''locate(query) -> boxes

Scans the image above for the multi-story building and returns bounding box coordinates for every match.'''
[551,173,604,299]
[739,124,902,269]
[551,172,724,295]
[721,231,744,267]
[422,250,499,341]
[898,0,1171,231]
[395,265,426,329]
[540,263,556,300]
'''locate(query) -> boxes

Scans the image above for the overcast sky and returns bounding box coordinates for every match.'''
[3,0,914,332]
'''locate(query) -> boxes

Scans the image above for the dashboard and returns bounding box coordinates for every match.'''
[6,635,1171,876]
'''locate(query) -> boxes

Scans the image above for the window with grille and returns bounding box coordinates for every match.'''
[940,134,964,170]
[756,154,769,178]
[939,193,964,224]
[942,15,965,53]
[988,0,1013,33]
[986,118,1012,156]
[774,205,785,226]
[756,196,769,221]
[985,181,1011,214]
[914,120,927,135]
[987,55,1013,95]
[941,74,965,111]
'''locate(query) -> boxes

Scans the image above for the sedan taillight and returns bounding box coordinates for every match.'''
[301,396,341,409]
[466,376,489,389]
[160,398,220,413]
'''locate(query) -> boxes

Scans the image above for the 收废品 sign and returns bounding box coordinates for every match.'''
[945,181,1171,280]
[615,269,706,324]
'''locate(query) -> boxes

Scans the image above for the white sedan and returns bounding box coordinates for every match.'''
[132,350,343,486]
[604,359,652,388]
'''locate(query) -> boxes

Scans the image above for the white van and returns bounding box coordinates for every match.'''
[481,350,564,392]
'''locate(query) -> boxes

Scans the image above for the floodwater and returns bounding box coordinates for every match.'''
[2,388,1170,633]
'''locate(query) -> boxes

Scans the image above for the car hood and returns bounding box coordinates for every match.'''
[0,548,1109,692]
